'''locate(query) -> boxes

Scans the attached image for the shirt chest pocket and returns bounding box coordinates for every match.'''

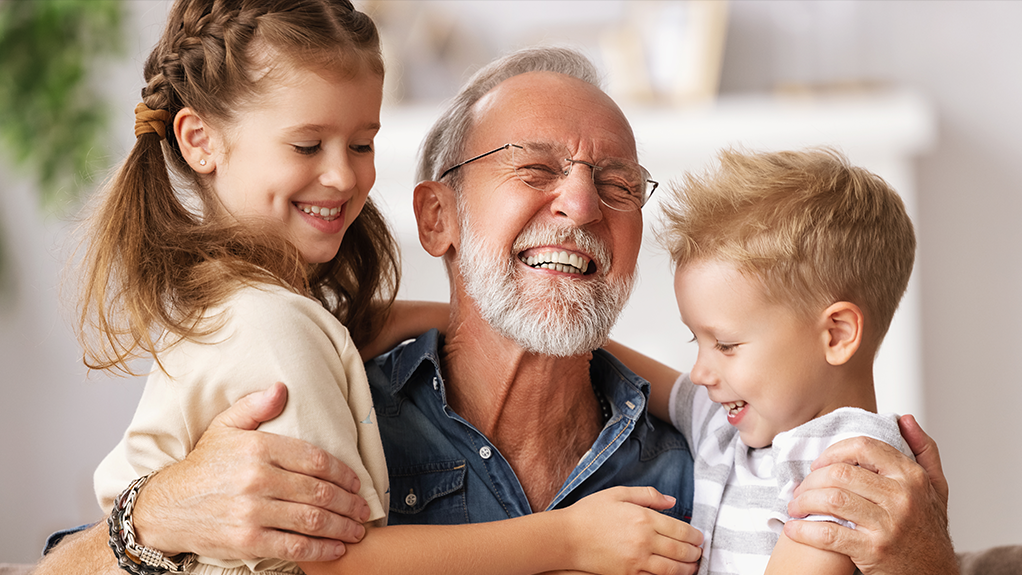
[388,460,469,525]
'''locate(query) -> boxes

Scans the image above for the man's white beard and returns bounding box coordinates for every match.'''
[457,208,635,357]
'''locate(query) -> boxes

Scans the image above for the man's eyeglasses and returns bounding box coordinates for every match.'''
[439,141,658,212]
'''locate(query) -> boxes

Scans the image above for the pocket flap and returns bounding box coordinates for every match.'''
[389,460,467,515]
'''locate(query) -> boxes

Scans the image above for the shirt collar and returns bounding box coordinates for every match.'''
[379,330,654,424]
[378,328,443,397]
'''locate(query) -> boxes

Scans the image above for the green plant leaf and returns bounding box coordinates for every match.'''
[0,0,125,211]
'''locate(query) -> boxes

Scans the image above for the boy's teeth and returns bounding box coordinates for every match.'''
[723,400,746,413]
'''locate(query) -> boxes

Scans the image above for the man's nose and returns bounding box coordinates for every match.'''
[548,163,603,226]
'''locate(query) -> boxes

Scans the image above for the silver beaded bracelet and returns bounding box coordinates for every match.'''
[108,471,194,575]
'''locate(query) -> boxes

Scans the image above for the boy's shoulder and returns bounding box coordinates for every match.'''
[773,408,912,460]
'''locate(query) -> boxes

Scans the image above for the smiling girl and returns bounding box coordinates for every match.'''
[74,2,696,575]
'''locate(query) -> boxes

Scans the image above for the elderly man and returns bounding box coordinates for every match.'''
[36,47,957,574]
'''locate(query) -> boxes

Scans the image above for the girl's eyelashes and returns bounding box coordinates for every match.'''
[291,142,374,155]
[292,143,321,155]
[714,342,739,353]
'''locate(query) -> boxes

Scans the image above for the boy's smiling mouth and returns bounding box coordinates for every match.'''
[723,400,747,417]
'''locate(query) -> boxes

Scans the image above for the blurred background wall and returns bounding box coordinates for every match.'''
[2,0,1019,563]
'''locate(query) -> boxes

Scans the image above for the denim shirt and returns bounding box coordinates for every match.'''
[367,330,695,525]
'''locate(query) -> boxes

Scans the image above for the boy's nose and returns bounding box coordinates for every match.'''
[689,356,717,388]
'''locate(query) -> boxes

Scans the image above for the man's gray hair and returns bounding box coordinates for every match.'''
[415,46,603,186]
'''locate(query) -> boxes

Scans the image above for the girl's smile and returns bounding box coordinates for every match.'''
[206,68,383,264]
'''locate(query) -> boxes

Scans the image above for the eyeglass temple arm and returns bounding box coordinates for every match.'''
[439,143,522,180]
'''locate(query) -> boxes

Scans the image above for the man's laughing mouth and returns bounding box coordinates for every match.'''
[518,249,592,275]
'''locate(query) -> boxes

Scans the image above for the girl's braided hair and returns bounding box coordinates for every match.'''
[77,0,399,375]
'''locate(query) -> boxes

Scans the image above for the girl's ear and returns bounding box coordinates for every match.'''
[413,180,458,257]
[174,107,216,173]
[821,301,864,366]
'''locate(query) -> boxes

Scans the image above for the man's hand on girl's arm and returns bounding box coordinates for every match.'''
[131,382,370,561]
[784,415,958,575]
[38,383,372,571]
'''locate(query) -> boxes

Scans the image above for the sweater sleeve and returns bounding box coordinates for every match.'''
[93,284,389,575]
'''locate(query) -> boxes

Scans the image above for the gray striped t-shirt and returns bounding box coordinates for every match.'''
[669,374,912,575]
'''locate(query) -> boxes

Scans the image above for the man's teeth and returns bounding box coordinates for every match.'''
[521,251,590,274]
[298,203,341,220]
[723,400,746,414]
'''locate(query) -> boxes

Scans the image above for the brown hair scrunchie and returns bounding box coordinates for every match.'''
[133,102,171,140]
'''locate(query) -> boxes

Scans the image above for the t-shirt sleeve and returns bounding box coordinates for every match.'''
[669,373,720,452]
[668,373,696,438]
[768,408,913,532]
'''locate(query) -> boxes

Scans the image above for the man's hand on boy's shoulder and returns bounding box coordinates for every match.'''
[784,415,958,575]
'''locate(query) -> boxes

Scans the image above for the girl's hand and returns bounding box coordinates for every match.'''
[359,300,450,361]
[563,486,702,575]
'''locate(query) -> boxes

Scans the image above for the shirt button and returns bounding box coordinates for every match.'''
[478,446,492,460]
[405,492,417,507]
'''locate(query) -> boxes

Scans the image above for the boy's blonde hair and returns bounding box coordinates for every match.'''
[658,148,915,348]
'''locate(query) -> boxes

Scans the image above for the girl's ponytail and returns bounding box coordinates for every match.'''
[76,0,398,375]
[77,91,207,374]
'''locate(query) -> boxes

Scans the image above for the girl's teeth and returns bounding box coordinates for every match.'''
[300,204,341,217]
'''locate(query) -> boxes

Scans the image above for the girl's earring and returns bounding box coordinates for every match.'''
[199,159,207,166]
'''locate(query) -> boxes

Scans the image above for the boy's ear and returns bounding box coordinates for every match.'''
[173,107,216,174]
[821,301,864,366]
[413,180,459,257]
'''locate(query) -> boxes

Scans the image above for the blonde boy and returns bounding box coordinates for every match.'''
[658,148,917,575]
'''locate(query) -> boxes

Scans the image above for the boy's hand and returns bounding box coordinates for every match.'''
[566,486,702,575]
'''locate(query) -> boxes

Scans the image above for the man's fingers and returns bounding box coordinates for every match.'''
[255,497,366,544]
[898,414,949,505]
[808,435,905,475]
[252,528,347,563]
[783,518,866,560]
[787,481,885,527]
[210,383,289,431]
[257,432,364,505]
[265,467,371,530]
[793,459,891,504]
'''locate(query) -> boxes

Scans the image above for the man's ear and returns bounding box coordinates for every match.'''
[173,107,216,173]
[413,180,458,257]
[820,301,864,366]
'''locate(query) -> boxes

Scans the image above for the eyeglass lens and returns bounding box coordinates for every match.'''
[509,142,652,211]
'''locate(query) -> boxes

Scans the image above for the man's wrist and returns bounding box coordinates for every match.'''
[108,472,193,574]
[128,470,180,554]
